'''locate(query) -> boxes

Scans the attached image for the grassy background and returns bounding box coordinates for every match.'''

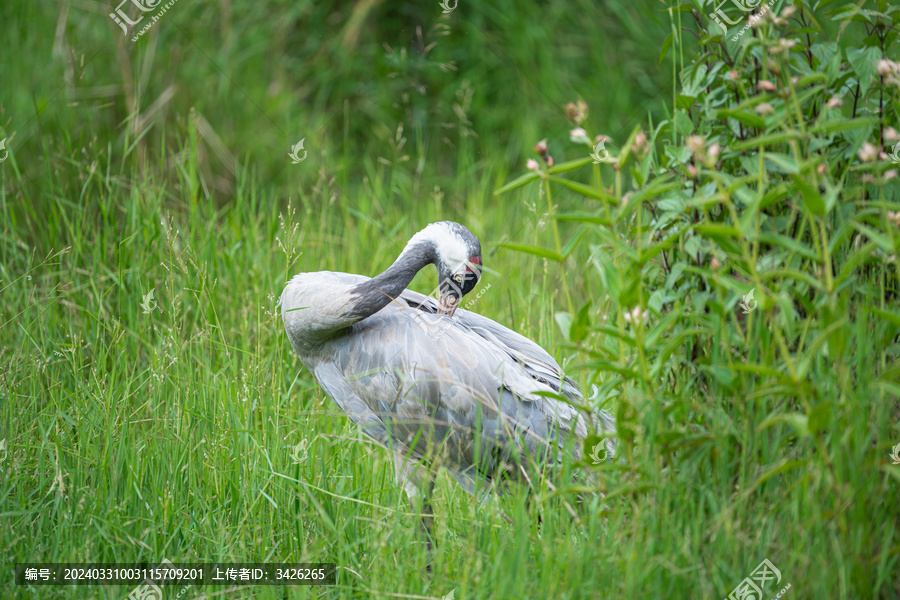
[2,0,899,598]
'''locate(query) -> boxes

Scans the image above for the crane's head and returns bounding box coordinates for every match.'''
[406,221,482,316]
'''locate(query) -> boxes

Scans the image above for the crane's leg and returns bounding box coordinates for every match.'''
[420,477,435,553]
[394,453,436,572]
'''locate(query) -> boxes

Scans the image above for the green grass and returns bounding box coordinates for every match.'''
[2,0,899,598]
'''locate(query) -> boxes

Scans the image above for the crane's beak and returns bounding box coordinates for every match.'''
[438,293,460,317]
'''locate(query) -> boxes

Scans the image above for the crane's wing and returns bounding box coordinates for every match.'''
[401,288,584,401]
[298,274,613,495]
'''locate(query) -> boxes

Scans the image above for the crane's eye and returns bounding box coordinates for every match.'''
[453,274,463,283]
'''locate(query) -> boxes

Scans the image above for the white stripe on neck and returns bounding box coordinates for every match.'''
[401,222,469,271]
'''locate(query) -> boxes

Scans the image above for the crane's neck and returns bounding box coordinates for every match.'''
[345,241,436,321]
[281,223,473,353]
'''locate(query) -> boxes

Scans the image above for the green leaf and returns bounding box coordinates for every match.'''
[759,184,790,209]
[754,233,818,261]
[765,153,800,174]
[571,301,592,343]
[676,93,696,110]
[732,131,802,151]
[748,459,807,493]
[561,227,589,258]
[758,413,810,437]
[702,365,735,386]
[811,42,840,70]
[497,243,563,261]
[615,124,643,171]
[794,72,828,87]
[589,324,638,347]
[549,176,617,204]
[548,156,595,174]
[693,224,743,254]
[809,116,879,134]
[603,482,658,502]
[792,175,826,215]
[579,360,643,381]
[882,466,900,485]
[797,320,847,380]
[846,46,881,97]
[850,222,895,253]
[835,241,877,286]
[644,308,681,348]
[758,268,824,290]
[730,362,789,380]
[554,212,611,225]
[555,312,573,342]
[638,232,681,266]
[664,142,692,165]
[494,171,540,196]
[592,255,624,302]
[650,328,710,379]
[673,109,694,135]
[717,108,766,129]
[808,403,832,435]
[870,308,900,327]
[659,33,675,66]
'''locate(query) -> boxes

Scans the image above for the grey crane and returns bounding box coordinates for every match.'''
[280,221,616,544]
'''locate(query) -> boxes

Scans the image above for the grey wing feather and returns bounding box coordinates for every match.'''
[284,272,616,492]
[398,288,618,460]
[313,361,390,446]
[399,288,583,398]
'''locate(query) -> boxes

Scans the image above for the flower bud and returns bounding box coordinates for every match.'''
[633,131,647,153]
[857,142,878,163]
[569,128,590,145]
[685,135,705,154]
[564,100,588,126]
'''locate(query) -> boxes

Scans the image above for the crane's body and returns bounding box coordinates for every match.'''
[280,222,615,524]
